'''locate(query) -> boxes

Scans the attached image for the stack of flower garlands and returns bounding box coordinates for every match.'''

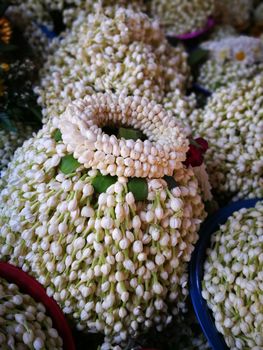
[0,1,262,349]
[197,35,263,91]
[35,5,198,139]
[190,74,263,202]
[0,92,207,348]
[34,5,212,202]
[8,0,145,31]
[203,200,263,349]
[148,0,215,37]
[0,1,41,172]
[0,276,63,349]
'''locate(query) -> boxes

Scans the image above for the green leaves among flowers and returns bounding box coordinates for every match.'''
[102,126,146,141]
[1,103,42,128]
[0,111,16,131]
[92,173,117,193]
[188,48,208,68]
[127,178,148,201]
[53,129,62,142]
[163,176,178,190]
[118,127,145,141]
[91,172,148,201]
[26,104,42,122]
[59,154,80,175]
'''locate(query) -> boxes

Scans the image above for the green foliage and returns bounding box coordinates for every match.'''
[53,129,62,142]
[188,48,208,68]
[0,111,16,131]
[92,173,117,193]
[127,178,148,201]
[118,127,145,140]
[59,155,80,174]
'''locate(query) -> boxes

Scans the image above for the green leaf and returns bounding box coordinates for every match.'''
[28,105,42,122]
[0,111,17,131]
[188,48,208,67]
[118,127,144,140]
[190,139,202,149]
[59,154,80,174]
[127,178,148,201]
[53,129,62,142]
[92,173,117,193]
[7,106,24,120]
[213,81,222,90]
[164,175,178,190]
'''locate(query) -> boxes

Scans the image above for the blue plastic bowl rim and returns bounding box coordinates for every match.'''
[189,198,261,350]
[36,22,57,39]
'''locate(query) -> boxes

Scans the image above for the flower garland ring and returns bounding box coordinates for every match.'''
[58,93,189,178]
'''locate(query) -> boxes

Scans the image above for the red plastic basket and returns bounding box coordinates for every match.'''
[0,262,75,350]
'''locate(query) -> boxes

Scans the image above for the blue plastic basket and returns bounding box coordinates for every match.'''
[189,198,261,350]
[37,23,57,39]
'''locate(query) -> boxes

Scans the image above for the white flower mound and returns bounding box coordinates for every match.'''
[0,277,63,350]
[35,7,190,122]
[192,75,263,201]
[62,0,146,27]
[0,94,206,347]
[10,0,145,28]
[201,36,263,65]
[149,0,214,36]
[202,201,263,349]
[197,60,263,91]
[0,123,33,172]
[208,25,237,41]
[198,36,263,91]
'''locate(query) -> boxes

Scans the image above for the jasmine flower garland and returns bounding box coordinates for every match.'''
[202,201,263,349]
[0,277,63,350]
[0,122,33,172]
[35,7,191,122]
[190,75,263,202]
[197,60,263,91]
[197,36,263,91]
[10,0,145,30]
[208,25,237,41]
[61,0,146,28]
[59,93,188,178]
[162,90,197,134]
[149,0,215,36]
[0,93,206,347]
[201,36,263,64]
